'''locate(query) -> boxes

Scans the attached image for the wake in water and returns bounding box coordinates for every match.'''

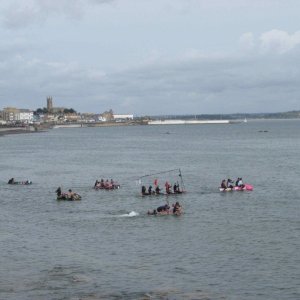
[119,211,139,217]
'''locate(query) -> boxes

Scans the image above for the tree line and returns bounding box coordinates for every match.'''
[34,108,77,115]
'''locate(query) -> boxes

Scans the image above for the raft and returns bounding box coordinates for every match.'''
[57,194,81,201]
[94,184,120,190]
[147,210,183,216]
[219,184,253,192]
[8,181,32,185]
[142,191,185,197]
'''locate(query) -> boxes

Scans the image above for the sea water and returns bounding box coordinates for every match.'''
[0,120,300,300]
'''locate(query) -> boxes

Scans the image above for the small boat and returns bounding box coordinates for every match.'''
[56,187,81,201]
[94,184,120,190]
[139,168,186,197]
[57,194,81,201]
[219,184,253,192]
[94,179,120,190]
[147,202,183,216]
[8,178,32,185]
[147,210,183,216]
[141,191,185,197]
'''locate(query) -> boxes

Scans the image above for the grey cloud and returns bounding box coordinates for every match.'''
[1,47,300,115]
[98,52,300,114]
[1,0,116,29]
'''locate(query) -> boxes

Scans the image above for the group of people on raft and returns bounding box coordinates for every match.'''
[8,178,32,185]
[94,179,120,190]
[220,177,245,189]
[147,201,183,216]
[142,181,182,196]
[55,187,81,201]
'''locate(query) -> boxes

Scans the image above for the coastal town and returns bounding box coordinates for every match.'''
[0,97,136,127]
[1,97,300,136]
[0,97,143,135]
[0,96,231,135]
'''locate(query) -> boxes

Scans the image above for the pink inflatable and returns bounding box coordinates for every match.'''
[219,184,253,192]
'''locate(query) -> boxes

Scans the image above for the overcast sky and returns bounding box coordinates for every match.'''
[0,0,300,115]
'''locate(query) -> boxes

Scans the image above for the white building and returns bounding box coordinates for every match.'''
[113,114,134,120]
[19,109,34,123]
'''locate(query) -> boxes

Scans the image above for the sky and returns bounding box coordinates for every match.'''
[0,0,300,115]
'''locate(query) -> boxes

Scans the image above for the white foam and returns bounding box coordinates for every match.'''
[119,211,139,217]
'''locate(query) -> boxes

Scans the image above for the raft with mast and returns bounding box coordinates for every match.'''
[138,168,186,196]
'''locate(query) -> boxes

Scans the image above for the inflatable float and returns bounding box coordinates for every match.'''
[94,184,120,190]
[219,184,253,192]
[8,179,32,185]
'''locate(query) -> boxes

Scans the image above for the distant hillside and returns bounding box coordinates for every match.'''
[151,110,300,120]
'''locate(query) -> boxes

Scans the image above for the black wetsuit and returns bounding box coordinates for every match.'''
[173,184,177,193]
[56,188,62,196]
[141,186,146,194]
[157,206,165,212]
[173,205,181,214]
[157,205,169,212]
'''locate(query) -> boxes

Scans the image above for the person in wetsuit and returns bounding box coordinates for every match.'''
[165,181,171,194]
[173,202,182,214]
[157,204,170,213]
[155,185,161,194]
[141,185,147,195]
[237,178,245,188]
[56,187,62,197]
[173,183,177,193]
[221,179,227,189]
[8,178,15,184]
[227,178,234,189]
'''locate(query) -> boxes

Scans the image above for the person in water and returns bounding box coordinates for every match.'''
[172,202,182,215]
[67,189,75,199]
[165,181,171,194]
[100,179,105,188]
[141,185,146,195]
[110,179,114,186]
[148,203,182,216]
[237,177,245,188]
[155,185,161,194]
[227,178,234,189]
[173,183,178,193]
[157,204,170,213]
[56,187,62,197]
[221,179,227,189]
[8,178,15,184]
[148,185,153,195]
[174,183,182,193]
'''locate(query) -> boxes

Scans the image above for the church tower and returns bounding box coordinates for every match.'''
[47,97,53,112]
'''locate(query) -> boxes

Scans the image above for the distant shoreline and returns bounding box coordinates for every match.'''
[1,118,299,136]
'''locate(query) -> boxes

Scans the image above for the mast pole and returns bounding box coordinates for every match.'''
[179,168,185,191]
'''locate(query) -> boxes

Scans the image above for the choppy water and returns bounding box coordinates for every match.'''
[0,120,300,300]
